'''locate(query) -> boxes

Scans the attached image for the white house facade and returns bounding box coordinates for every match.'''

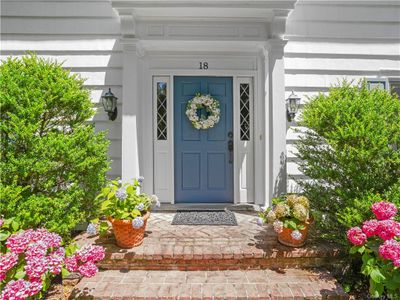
[1,0,399,207]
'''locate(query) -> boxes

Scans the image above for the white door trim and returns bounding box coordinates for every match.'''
[148,62,258,205]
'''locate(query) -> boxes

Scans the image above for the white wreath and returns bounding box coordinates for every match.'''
[185,94,220,130]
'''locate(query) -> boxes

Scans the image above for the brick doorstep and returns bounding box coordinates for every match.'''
[71,269,349,300]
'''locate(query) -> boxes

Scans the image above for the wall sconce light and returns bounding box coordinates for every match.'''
[286,91,300,122]
[101,88,118,121]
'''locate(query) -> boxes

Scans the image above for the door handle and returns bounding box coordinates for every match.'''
[228,140,233,164]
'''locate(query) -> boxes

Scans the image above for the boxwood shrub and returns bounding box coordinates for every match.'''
[296,81,400,244]
[0,54,110,239]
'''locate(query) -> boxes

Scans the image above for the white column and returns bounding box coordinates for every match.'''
[121,41,140,181]
[263,39,288,204]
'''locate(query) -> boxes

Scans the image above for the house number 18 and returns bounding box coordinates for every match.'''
[199,62,209,69]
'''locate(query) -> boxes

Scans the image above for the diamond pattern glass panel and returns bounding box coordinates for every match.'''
[240,83,250,141]
[156,82,167,140]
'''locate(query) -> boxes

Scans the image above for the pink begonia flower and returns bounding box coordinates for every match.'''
[371,201,398,220]
[0,279,42,299]
[65,255,78,272]
[78,261,98,278]
[362,219,379,237]
[0,252,19,274]
[347,227,367,246]
[377,219,399,241]
[379,239,400,262]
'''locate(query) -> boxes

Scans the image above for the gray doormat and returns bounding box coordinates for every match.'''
[171,210,237,226]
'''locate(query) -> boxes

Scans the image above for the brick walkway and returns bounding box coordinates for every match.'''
[71,269,348,299]
[71,212,348,299]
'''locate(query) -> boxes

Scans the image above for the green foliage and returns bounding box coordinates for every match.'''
[296,80,400,244]
[92,179,159,234]
[0,54,110,239]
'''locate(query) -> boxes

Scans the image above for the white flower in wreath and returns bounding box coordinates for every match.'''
[185,94,221,130]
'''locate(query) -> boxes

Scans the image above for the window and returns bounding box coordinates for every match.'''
[389,80,400,99]
[366,79,387,91]
[156,81,168,140]
[239,83,250,141]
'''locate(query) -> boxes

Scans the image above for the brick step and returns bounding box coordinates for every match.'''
[72,269,349,299]
[97,242,344,271]
[76,213,344,271]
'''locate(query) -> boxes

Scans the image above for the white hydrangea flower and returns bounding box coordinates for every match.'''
[132,217,144,229]
[291,230,303,241]
[135,203,145,211]
[86,223,97,235]
[273,220,284,233]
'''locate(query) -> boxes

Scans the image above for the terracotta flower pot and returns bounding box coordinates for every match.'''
[277,218,313,247]
[108,212,150,248]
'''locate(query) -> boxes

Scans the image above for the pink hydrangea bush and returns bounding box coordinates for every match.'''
[0,227,105,300]
[346,201,400,298]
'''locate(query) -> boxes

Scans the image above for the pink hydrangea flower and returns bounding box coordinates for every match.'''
[25,256,48,280]
[362,219,379,237]
[0,279,42,299]
[0,272,6,281]
[371,201,398,220]
[0,252,19,274]
[379,239,400,262]
[377,220,399,241]
[78,261,98,278]
[6,232,30,254]
[347,227,367,246]
[25,242,48,260]
[394,259,400,267]
[47,247,65,275]
[76,245,105,263]
[65,255,78,272]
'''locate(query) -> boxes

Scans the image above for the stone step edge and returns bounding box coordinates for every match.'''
[98,257,346,271]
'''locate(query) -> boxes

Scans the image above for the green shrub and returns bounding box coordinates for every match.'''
[296,81,400,244]
[0,54,110,239]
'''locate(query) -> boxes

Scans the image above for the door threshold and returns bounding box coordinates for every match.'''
[153,203,259,212]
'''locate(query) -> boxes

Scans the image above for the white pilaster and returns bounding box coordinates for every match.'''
[121,41,140,181]
[263,39,288,204]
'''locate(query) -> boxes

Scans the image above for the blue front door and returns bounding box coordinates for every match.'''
[174,76,233,203]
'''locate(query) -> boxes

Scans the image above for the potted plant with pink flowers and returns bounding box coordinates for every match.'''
[347,201,400,298]
[0,218,105,299]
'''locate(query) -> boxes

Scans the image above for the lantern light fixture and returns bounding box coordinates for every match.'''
[286,91,300,122]
[101,88,118,121]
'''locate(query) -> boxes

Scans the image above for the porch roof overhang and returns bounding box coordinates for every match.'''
[112,0,297,52]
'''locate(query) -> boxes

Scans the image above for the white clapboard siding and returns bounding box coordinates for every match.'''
[285,0,400,191]
[1,0,123,177]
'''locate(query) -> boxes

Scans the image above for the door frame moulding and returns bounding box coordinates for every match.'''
[149,65,257,205]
